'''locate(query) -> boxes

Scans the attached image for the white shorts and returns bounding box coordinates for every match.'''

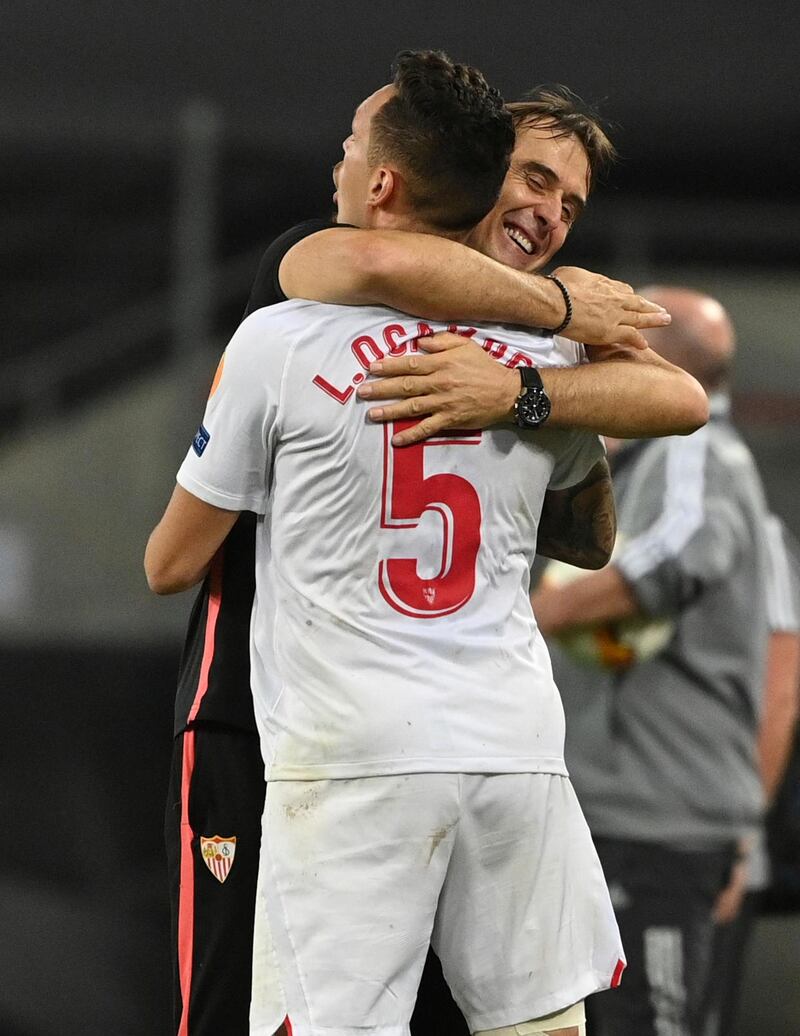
[252,772,624,1036]
[250,859,288,1036]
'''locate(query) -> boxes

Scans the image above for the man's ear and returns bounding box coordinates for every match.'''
[366,166,396,212]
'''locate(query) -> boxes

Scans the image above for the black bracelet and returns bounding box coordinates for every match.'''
[547,274,573,334]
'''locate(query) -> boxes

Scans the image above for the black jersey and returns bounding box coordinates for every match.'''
[174,218,335,734]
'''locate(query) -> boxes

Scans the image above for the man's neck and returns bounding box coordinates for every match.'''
[373,211,470,244]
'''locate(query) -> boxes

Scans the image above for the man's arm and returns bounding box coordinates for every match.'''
[537,459,617,570]
[279,227,670,349]
[145,312,281,596]
[714,628,800,925]
[356,333,709,446]
[759,629,800,802]
[759,516,800,799]
[531,563,640,635]
[541,342,709,436]
[533,432,750,635]
[145,485,240,595]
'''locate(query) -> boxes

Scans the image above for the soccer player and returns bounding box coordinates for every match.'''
[532,288,775,1036]
[161,76,708,1036]
[149,50,633,1036]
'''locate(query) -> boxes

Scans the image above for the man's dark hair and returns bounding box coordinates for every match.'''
[507,85,617,191]
[368,50,515,231]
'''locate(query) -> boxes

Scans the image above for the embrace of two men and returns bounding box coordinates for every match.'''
[147,50,708,1036]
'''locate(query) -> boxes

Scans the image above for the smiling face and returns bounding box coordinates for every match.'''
[469,119,590,271]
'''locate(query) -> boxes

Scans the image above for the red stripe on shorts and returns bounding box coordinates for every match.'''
[612,957,626,988]
[187,550,224,724]
[284,1017,294,1035]
[177,728,197,1036]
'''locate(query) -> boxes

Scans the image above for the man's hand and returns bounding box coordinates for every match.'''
[357,333,518,446]
[712,856,749,925]
[357,322,707,446]
[531,564,639,637]
[552,266,670,350]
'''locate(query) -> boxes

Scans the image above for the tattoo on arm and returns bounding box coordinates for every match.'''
[537,459,617,570]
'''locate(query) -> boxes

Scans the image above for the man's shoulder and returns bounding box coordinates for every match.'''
[234,307,580,373]
[237,298,352,340]
[231,300,407,367]
[242,301,429,347]
[246,298,400,323]
[242,297,328,323]
[614,432,700,504]
[627,425,709,465]
[222,300,323,372]
[699,394,757,471]
[706,416,756,467]
[621,420,763,505]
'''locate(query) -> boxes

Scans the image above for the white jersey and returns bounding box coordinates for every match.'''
[178,300,603,780]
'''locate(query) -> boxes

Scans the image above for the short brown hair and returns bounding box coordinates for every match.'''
[507,85,617,190]
[368,50,515,231]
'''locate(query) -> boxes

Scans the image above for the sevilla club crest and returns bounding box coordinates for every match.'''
[200,835,237,883]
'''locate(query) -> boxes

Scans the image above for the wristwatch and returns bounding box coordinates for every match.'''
[514,366,552,428]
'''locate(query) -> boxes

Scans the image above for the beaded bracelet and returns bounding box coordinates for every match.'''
[547,273,573,334]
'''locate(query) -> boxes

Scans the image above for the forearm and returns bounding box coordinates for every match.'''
[358,333,709,447]
[145,485,240,595]
[281,228,565,327]
[540,348,709,438]
[531,563,639,636]
[145,525,210,594]
[758,631,800,801]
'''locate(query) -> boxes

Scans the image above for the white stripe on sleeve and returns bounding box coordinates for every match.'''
[764,514,800,632]
[617,429,709,582]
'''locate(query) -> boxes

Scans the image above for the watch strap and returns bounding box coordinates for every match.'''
[518,365,545,392]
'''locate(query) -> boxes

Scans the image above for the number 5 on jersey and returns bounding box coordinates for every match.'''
[378,420,483,618]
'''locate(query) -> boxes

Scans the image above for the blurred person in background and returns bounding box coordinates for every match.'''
[158,74,708,1036]
[531,287,772,1036]
[702,515,800,1035]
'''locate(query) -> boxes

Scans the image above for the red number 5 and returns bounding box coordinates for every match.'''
[378,421,483,618]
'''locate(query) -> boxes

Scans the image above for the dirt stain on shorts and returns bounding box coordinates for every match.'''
[283,787,320,821]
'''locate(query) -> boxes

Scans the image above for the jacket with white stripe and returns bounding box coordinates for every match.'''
[561,393,771,845]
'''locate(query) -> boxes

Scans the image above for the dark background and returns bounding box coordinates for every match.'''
[2,3,799,1033]
[5,0,800,367]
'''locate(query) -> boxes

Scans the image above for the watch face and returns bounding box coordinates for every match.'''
[516,386,552,428]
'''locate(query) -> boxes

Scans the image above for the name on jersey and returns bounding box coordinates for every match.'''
[312,322,533,405]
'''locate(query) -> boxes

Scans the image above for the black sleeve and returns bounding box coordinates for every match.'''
[244,218,344,316]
